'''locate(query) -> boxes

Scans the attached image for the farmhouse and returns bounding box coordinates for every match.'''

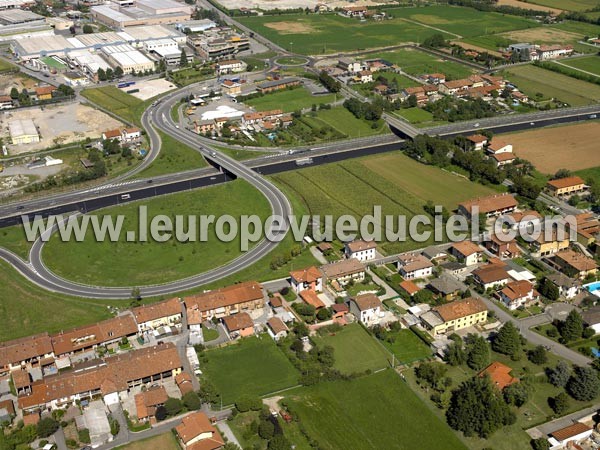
[19,344,183,411]
[266,317,289,341]
[421,73,446,85]
[479,361,518,390]
[344,239,377,262]
[466,134,488,151]
[549,422,593,449]
[472,264,512,290]
[290,266,323,293]
[553,249,597,279]
[546,176,587,197]
[184,281,265,325]
[102,128,122,142]
[449,241,482,266]
[349,293,382,326]
[458,193,518,219]
[397,253,434,280]
[439,79,473,95]
[0,333,54,376]
[499,280,538,310]
[356,70,373,84]
[222,313,254,339]
[321,259,365,286]
[420,297,488,336]
[121,127,141,142]
[342,5,368,17]
[131,297,182,334]
[175,411,225,450]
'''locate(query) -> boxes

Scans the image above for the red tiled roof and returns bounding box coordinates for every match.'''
[399,280,420,296]
[433,297,487,322]
[176,412,224,447]
[479,361,518,390]
[299,290,325,309]
[267,317,288,335]
[132,298,181,324]
[222,313,254,332]
[459,194,518,215]
[547,176,586,190]
[185,281,263,313]
[551,422,592,442]
[290,266,321,283]
[352,293,381,311]
[451,240,482,257]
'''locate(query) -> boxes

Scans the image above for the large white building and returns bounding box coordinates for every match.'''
[9,119,39,145]
[101,43,155,74]
[91,0,192,28]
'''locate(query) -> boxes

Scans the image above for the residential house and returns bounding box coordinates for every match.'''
[175,372,194,395]
[499,280,538,310]
[12,370,32,396]
[458,193,518,219]
[184,281,264,327]
[337,57,362,73]
[546,272,580,300]
[421,246,448,262]
[344,239,377,262]
[102,128,122,142]
[222,313,254,338]
[0,399,15,424]
[34,85,56,101]
[420,297,488,336]
[479,361,519,390]
[175,411,225,450]
[427,275,464,301]
[486,140,512,155]
[491,152,516,167]
[582,306,600,334]
[216,59,246,75]
[449,241,482,266]
[321,259,365,287]
[121,127,141,142]
[289,266,323,293]
[546,176,587,197]
[575,212,600,246]
[466,134,488,151]
[342,5,367,17]
[0,95,13,110]
[195,119,216,135]
[421,73,446,85]
[399,280,421,298]
[221,79,241,96]
[506,210,542,231]
[19,344,183,411]
[484,233,521,259]
[553,249,597,279]
[537,44,573,60]
[134,386,168,422]
[472,264,512,290]
[0,333,54,376]
[530,229,571,257]
[357,70,373,84]
[131,297,182,334]
[331,303,349,320]
[548,422,593,449]
[266,317,288,341]
[349,293,382,326]
[441,261,468,275]
[439,79,472,96]
[50,314,138,357]
[299,289,325,309]
[397,253,434,280]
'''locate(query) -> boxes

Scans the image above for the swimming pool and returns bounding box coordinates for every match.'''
[585,281,600,298]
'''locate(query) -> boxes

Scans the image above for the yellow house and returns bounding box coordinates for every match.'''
[546,176,587,197]
[421,297,488,336]
[531,231,570,257]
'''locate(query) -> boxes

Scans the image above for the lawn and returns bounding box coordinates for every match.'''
[245,87,336,113]
[0,225,33,260]
[503,64,600,106]
[0,58,16,73]
[202,335,300,405]
[42,180,271,286]
[0,260,120,341]
[382,329,432,364]
[576,165,600,186]
[202,325,219,342]
[81,85,147,125]
[313,107,388,138]
[114,432,180,450]
[558,55,600,78]
[313,324,391,374]
[394,107,435,124]
[285,369,467,450]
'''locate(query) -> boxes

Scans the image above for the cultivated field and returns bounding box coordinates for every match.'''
[245,87,335,112]
[114,433,180,450]
[285,370,467,450]
[526,0,598,11]
[496,0,563,14]
[498,27,581,46]
[202,335,299,405]
[503,64,600,106]
[559,55,600,77]
[42,180,271,286]
[312,324,391,374]
[506,122,600,173]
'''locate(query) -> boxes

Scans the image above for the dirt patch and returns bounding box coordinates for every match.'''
[0,73,38,93]
[499,27,581,44]
[496,0,563,15]
[451,41,503,57]
[264,21,317,34]
[507,122,600,173]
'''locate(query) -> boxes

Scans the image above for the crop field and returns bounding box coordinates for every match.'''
[506,122,600,173]
[245,87,336,112]
[558,55,600,77]
[272,153,495,254]
[285,370,467,450]
[313,324,391,374]
[202,335,299,405]
[42,180,271,286]
[365,48,475,80]
[496,0,564,14]
[503,64,600,106]
[527,0,599,11]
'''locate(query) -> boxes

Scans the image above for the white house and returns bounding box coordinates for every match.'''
[472,264,512,291]
[266,317,289,341]
[216,59,247,75]
[357,70,373,84]
[121,127,141,142]
[345,239,376,262]
[349,293,382,326]
[338,57,362,73]
[548,422,592,449]
[397,253,434,280]
[499,280,538,310]
[582,306,600,335]
[547,273,580,300]
[506,210,542,231]
[289,266,323,293]
[487,140,513,155]
[449,241,482,266]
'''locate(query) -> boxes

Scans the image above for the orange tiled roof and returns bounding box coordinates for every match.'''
[479,361,518,390]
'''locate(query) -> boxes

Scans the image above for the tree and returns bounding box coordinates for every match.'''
[235,396,261,413]
[83,24,93,33]
[553,168,571,180]
[531,438,551,450]
[414,362,448,391]
[538,278,559,301]
[155,405,167,421]
[549,392,570,415]
[37,417,59,438]
[10,87,18,99]
[492,322,522,358]
[182,391,202,411]
[114,66,124,78]
[446,376,515,438]
[268,435,292,450]
[465,334,490,370]
[180,49,189,67]
[567,366,600,401]
[503,383,529,407]
[164,397,183,416]
[527,346,548,365]
[548,361,571,388]
[414,289,435,304]
[423,33,447,48]
[258,420,275,439]
[560,310,584,343]
[316,307,332,321]
[97,68,106,81]
[444,340,466,366]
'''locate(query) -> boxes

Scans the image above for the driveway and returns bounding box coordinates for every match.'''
[217,421,241,448]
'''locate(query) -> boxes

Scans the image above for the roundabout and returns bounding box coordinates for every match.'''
[274,56,310,67]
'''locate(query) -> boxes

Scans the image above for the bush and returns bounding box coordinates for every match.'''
[165,397,183,416]
[183,391,202,411]
[37,417,59,438]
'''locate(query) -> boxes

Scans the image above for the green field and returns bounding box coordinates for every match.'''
[285,369,467,450]
[0,225,33,260]
[558,55,600,77]
[576,166,600,186]
[381,329,432,364]
[239,6,538,55]
[0,58,16,73]
[245,87,336,112]
[202,335,300,405]
[310,107,388,138]
[504,64,600,106]
[81,86,147,125]
[528,0,599,11]
[394,107,435,124]
[272,152,495,254]
[42,180,271,286]
[313,324,391,374]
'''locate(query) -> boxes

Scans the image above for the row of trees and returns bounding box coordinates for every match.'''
[97,66,124,81]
